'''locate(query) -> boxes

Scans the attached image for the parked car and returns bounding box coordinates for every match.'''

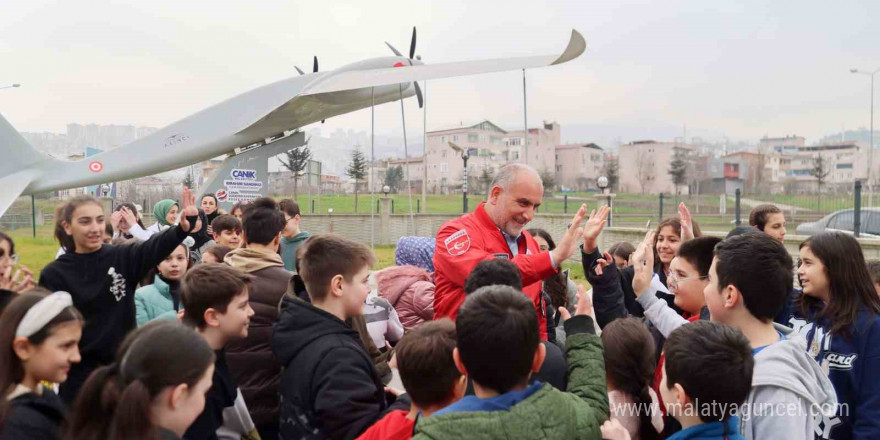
[795,208,880,238]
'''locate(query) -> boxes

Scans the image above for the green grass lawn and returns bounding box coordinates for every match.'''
[0,191,737,278]
[0,190,773,279]
[5,225,58,279]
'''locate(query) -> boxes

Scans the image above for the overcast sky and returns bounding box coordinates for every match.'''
[1,0,878,145]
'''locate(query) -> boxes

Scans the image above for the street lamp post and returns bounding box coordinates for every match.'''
[448,141,470,213]
[851,68,879,206]
[462,151,469,213]
[328,208,334,233]
[597,176,612,227]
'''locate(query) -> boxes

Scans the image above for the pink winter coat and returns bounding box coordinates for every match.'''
[375,265,435,331]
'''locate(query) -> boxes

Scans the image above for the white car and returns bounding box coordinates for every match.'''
[795,208,880,238]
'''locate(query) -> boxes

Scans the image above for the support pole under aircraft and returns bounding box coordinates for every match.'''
[370,88,376,250]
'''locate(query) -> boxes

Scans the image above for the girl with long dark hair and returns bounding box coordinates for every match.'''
[38,188,198,403]
[67,322,215,440]
[601,317,663,440]
[111,203,151,241]
[795,232,880,440]
[199,194,220,236]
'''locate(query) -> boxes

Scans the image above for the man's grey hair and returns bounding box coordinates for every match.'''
[487,163,542,198]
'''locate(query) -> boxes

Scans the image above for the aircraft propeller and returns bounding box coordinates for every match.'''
[385,27,424,108]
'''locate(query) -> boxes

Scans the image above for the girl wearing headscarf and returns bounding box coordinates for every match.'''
[147,200,180,235]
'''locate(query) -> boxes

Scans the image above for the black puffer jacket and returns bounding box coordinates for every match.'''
[272,296,403,440]
[581,248,681,328]
[0,388,66,440]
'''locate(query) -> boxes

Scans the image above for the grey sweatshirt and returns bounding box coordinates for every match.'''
[742,331,838,440]
[636,278,838,440]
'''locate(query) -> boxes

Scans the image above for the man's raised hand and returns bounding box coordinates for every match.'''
[551,203,587,267]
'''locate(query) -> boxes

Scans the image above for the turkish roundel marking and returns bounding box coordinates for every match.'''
[88,161,104,173]
[444,229,470,256]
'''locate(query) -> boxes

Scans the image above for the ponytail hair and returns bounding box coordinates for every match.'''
[54,195,103,252]
[601,318,662,440]
[68,321,215,440]
[0,289,83,424]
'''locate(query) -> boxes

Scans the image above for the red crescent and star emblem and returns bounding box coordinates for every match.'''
[444,229,470,256]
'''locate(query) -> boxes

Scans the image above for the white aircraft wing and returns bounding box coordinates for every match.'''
[302,30,585,96]
[235,30,585,138]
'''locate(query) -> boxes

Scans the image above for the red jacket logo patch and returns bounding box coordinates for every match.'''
[444,229,471,256]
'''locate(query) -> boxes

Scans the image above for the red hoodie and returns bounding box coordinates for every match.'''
[653,313,702,416]
[356,410,414,440]
[432,202,556,340]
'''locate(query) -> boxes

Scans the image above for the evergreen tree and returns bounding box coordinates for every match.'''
[182,169,195,189]
[384,165,404,192]
[346,147,369,212]
[278,140,312,198]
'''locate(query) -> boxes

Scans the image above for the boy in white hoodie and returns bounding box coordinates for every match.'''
[631,231,837,439]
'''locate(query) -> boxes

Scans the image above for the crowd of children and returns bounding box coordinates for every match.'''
[0,178,878,440]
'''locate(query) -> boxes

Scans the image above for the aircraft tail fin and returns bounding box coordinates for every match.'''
[0,113,46,216]
[0,171,37,219]
[0,113,47,178]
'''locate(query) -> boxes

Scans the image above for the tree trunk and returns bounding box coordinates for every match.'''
[293,176,299,199]
[354,179,359,213]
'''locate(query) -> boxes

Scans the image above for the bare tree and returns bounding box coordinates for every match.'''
[602,156,619,192]
[810,155,831,191]
[751,154,767,194]
[810,154,831,208]
[479,167,494,193]
[635,149,653,194]
[668,148,688,196]
[539,168,557,194]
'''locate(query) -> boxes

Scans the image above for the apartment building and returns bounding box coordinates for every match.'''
[554,143,604,190]
[424,120,560,194]
[618,141,694,194]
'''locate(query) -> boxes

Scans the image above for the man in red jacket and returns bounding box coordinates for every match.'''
[432,163,587,340]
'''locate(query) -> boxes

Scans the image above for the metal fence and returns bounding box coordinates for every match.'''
[2,184,877,236]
